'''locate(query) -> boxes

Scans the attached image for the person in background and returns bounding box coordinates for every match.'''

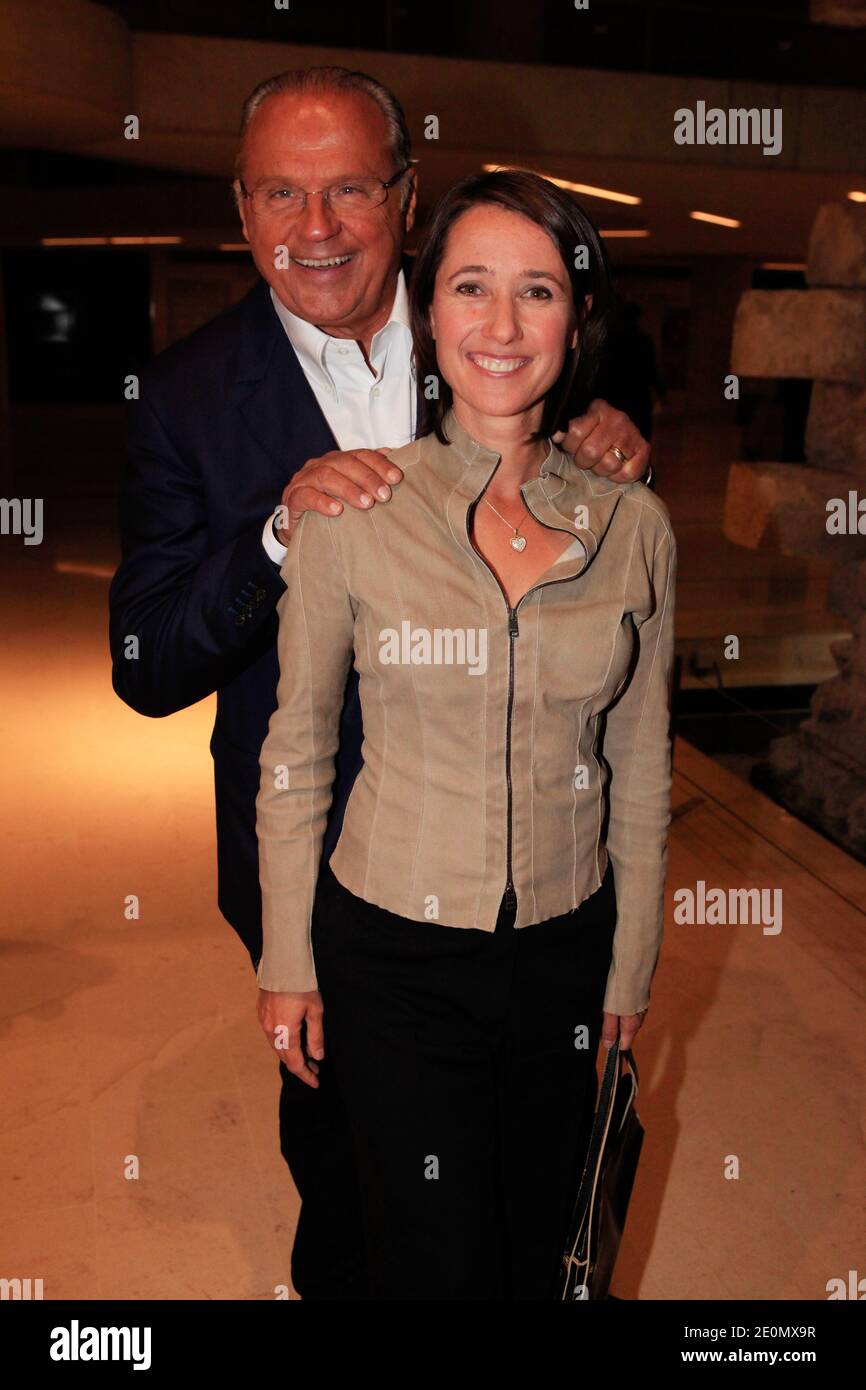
[594,299,666,441]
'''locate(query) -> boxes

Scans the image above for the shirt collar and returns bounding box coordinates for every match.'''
[384,266,411,338]
[269,269,412,391]
[370,266,413,376]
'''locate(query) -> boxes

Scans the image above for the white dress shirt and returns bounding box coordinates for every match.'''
[262,270,416,564]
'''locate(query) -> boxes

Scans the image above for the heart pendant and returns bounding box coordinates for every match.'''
[511,535,527,552]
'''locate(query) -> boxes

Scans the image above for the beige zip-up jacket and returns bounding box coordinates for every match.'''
[256,408,676,1015]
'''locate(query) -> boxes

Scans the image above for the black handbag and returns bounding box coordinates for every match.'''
[561,1038,644,1300]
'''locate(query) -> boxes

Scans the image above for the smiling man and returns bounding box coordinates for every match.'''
[108,65,652,1301]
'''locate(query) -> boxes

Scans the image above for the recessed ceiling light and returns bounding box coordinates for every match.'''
[482,165,641,205]
[690,211,741,228]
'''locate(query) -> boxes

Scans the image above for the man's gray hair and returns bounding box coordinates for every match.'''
[233,65,413,207]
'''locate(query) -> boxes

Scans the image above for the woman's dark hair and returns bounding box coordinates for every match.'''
[409,168,616,444]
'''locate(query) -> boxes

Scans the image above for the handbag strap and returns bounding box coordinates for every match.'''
[572,1039,639,1215]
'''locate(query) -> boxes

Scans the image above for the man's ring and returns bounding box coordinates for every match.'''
[609,446,629,465]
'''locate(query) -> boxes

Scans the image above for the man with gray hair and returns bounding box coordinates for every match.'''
[109,64,652,1299]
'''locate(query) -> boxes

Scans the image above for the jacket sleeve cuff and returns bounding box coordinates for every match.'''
[601,890,663,1017]
[255,950,318,995]
[262,513,289,567]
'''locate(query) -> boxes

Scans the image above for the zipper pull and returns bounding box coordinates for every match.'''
[508,608,519,639]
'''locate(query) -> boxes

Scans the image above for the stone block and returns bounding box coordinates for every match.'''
[723,460,866,559]
[809,1,866,31]
[805,382,866,476]
[828,557,866,624]
[807,201,866,288]
[766,727,866,860]
[731,289,866,382]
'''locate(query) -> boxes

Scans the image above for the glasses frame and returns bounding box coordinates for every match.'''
[238,162,417,217]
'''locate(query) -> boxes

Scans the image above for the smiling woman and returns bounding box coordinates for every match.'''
[410,168,615,443]
[256,166,676,1299]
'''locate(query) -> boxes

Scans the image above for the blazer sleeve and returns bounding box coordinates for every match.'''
[108,388,287,718]
[601,514,677,1016]
[255,509,356,993]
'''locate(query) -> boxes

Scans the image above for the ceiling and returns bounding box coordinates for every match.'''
[92,0,866,90]
[2,0,864,265]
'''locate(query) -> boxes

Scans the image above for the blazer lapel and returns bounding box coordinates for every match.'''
[231,266,422,459]
[229,277,339,478]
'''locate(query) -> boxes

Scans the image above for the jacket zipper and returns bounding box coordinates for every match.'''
[504,604,519,911]
[467,497,585,915]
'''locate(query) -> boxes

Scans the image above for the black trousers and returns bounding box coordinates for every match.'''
[250,920,368,1299]
[276,1054,368,1299]
[310,860,617,1300]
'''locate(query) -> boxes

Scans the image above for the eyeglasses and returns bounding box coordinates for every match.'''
[239,165,414,220]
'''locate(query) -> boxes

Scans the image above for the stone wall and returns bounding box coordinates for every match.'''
[723,201,866,858]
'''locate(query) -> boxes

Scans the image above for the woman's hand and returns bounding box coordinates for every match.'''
[602,1008,648,1053]
[257,987,325,1089]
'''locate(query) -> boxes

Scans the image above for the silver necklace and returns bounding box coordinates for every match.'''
[480,443,550,552]
[482,495,529,552]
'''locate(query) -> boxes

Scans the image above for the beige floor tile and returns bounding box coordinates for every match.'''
[0,1204,101,1300]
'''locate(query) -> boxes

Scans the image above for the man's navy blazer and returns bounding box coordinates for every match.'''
[109,270,420,965]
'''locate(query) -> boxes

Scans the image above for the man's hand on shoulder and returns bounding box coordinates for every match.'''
[274,448,405,546]
[554,399,653,486]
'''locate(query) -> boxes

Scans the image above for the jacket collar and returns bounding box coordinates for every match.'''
[432,406,625,576]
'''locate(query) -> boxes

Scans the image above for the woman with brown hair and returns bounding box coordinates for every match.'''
[255,169,676,1299]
